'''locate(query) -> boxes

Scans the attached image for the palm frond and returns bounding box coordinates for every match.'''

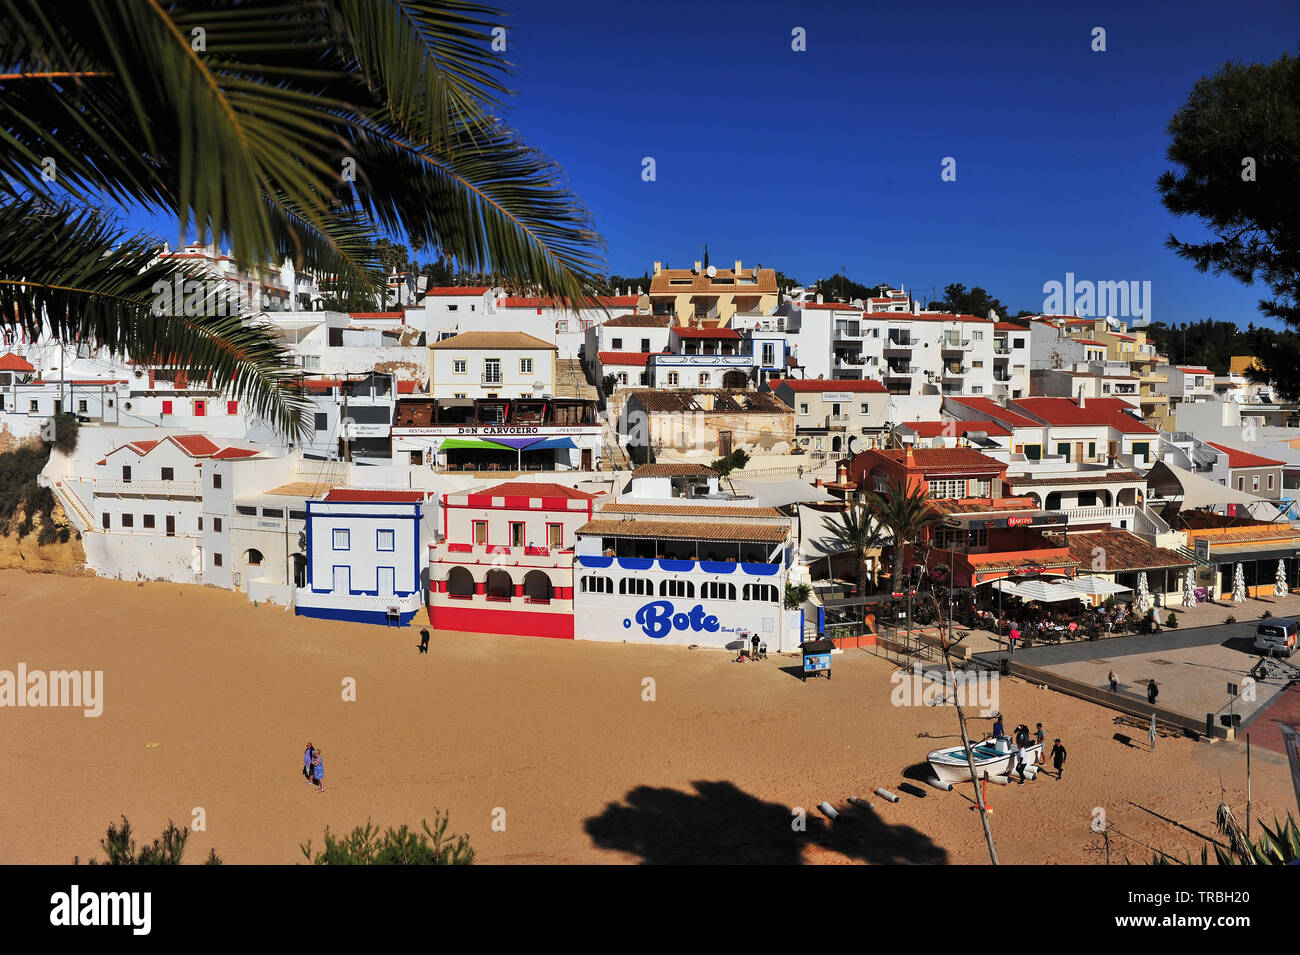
[0,199,309,438]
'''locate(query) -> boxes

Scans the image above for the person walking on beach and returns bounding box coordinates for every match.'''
[312,750,324,792]
[1108,669,1118,693]
[302,742,314,784]
[1050,739,1067,779]
[1034,723,1045,761]
[1147,680,1159,706]
[419,629,430,654]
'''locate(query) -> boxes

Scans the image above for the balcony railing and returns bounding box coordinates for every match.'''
[942,338,971,350]
[836,354,865,366]
[91,478,202,497]
[943,364,968,376]
[826,413,851,426]
[884,338,914,350]
[480,374,503,385]
[884,365,917,377]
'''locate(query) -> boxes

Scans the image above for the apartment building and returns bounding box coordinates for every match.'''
[429,330,556,400]
[766,379,890,457]
[647,259,779,326]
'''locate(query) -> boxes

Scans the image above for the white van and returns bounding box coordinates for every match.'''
[1254,619,1298,657]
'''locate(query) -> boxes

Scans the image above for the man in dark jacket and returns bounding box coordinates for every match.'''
[1050,739,1067,779]
[1147,680,1159,706]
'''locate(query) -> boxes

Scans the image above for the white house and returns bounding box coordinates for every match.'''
[294,488,437,626]
[429,330,556,400]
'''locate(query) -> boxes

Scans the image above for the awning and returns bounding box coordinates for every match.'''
[440,437,514,451]
[1201,543,1300,564]
[992,578,1083,603]
[1064,575,1132,596]
[1147,460,1281,519]
[526,436,578,451]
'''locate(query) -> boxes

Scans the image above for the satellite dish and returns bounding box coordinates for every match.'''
[706,265,717,278]
[846,435,861,454]
[852,299,864,308]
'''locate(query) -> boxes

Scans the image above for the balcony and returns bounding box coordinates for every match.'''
[480,374,504,386]
[884,365,917,377]
[826,413,852,427]
[883,338,914,352]
[431,541,574,568]
[993,373,1012,383]
[943,364,968,377]
[835,354,865,367]
[91,478,202,498]
[993,342,1010,355]
[941,338,971,351]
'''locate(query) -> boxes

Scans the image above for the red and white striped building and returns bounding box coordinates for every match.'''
[428,481,602,638]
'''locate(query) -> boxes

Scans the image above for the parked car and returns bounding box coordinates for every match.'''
[1253,618,1298,657]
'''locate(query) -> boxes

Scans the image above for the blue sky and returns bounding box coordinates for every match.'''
[492,0,1297,324]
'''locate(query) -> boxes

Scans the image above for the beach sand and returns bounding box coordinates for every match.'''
[1,567,1294,865]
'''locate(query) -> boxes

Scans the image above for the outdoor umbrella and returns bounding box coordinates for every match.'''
[1232,563,1246,604]
[1182,566,1197,609]
[1135,572,1153,613]
[1276,559,1288,598]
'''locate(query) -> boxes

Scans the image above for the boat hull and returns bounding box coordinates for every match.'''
[927,739,1043,783]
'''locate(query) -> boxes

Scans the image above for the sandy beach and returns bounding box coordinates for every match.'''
[0,567,1294,865]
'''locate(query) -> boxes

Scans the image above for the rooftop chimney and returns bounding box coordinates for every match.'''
[734,259,742,273]
[905,446,916,467]
[1078,387,1086,409]
[694,260,702,273]
[816,293,824,305]
[653,261,662,276]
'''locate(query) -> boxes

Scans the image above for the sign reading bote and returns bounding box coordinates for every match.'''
[625,601,722,639]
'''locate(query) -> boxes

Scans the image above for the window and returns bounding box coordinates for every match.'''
[227,400,238,414]
[472,521,487,545]
[198,517,203,531]
[122,465,132,483]
[619,577,653,595]
[237,505,257,516]
[289,510,306,521]
[262,508,283,518]
[314,412,328,432]
[1087,442,1096,460]
[701,581,736,600]
[616,373,627,386]
[698,373,710,386]
[519,358,533,375]
[453,359,467,374]
[581,575,613,593]
[860,403,870,414]
[641,338,651,353]
[1269,474,1275,491]
[1253,475,1260,492]
[761,342,776,366]
[377,529,395,551]
[799,403,809,415]
[143,514,155,529]
[660,579,694,598]
[194,400,206,416]
[972,330,984,341]
[611,337,623,350]
[214,553,223,567]
[1013,338,1025,349]
[483,358,501,383]
[78,399,88,413]
[214,517,222,532]
[548,523,562,549]
[742,583,779,602]
[29,399,38,412]
[971,479,991,498]
[1057,443,1071,462]
[1238,476,1245,491]
[213,473,222,489]
[968,527,988,547]
[1132,442,1150,463]
[161,467,174,481]
[102,513,110,529]
[929,478,966,499]
[873,475,888,493]
[510,522,525,547]
[667,372,679,386]
[121,513,134,528]
[447,304,458,311]
[333,528,350,550]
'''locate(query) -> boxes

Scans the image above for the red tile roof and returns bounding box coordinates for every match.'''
[598,351,653,367]
[429,286,489,296]
[211,447,258,460]
[475,482,596,500]
[671,327,742,339]
[170,435,220,457]
[1009,397,1156,434]
[1071,339,1107,347]
[1178,366,1213,374]
[872,447,1005,472]
[324,488,428,503]
[1206,442,1285,468]
[801,303,862,311]
[348,312,403,320]
[903,419,1011,437]
[498,295,638,309]
[0,352,35,372]
[994,322,1030,332]
[946,396,1041,429]
[778,379,887,393]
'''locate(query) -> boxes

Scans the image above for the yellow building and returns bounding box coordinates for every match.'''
[1230,355,1262,375]
[648,259,778,326]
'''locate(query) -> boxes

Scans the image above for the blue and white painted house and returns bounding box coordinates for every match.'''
[294,488,436,626]
[571,464,800,650]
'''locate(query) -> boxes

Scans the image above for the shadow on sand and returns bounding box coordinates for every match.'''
[584,779,947,864]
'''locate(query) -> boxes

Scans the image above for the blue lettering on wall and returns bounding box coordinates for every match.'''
[627,600,721,639]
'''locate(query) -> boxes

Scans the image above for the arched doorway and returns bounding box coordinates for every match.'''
[244,548,264,567]
[523,570,552,603]
[446,566,475,598]
[485,569,513,601]
[292,554,307,588]
[722,370,748,389]
[831,436,842,453]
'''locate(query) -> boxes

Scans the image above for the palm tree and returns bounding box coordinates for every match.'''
[821,502,886,597]
[0,1,605,437]
[863,477,943,590]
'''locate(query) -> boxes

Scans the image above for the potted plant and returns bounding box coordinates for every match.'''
[1165,611,1178,628]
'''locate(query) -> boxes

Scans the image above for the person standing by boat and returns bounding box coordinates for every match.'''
[1014,743,1028,784]
[1050,739,1067,779]
[993,713,1005,739]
